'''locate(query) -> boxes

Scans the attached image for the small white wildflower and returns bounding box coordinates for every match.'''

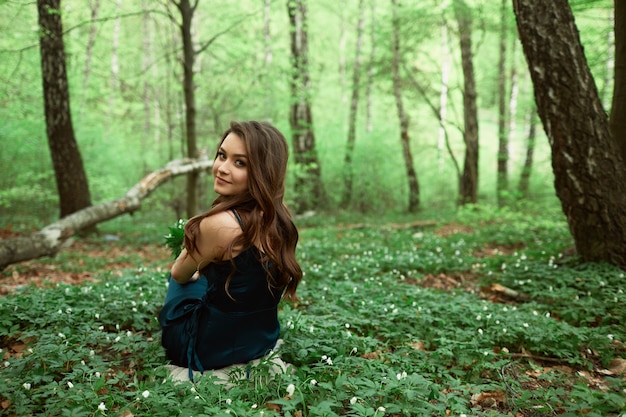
[142,390,150,398]
[23,383,31,390]
[350,347,358,355]
[502,347,510,353]
[286,383,295,396]
[251,403,258,409]
[190,386,197,393]
[95,313,100,319]
[345,323,350,328]
[98,402,107,412]
[502,328,507,333]
[523,323,529,328]
[81,360,85,366]
[478,328,483,335]
[126,331,132,337]
[377,406,386,412]
[608,334,615,341]
[90,350,95,356]
[226,398,232,405]
[58,333,66,339]
[4,361,10,367]
[484,351,489,356]
[310,379,318,386]
[461,414,468,417]
[546,312,551,318]
[98,326,104,330]
[95,372,101,378]
[67,381,74,389]
[350,397,358,405]
[476,314,482,321]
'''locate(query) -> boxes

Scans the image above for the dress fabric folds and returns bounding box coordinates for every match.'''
[159,247,282,379]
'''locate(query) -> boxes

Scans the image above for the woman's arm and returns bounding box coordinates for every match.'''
[170,211,242,284]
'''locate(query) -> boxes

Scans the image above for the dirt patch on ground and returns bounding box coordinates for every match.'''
[0,239,170,295]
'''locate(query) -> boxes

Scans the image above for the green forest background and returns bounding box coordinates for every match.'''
[0,0,615,227]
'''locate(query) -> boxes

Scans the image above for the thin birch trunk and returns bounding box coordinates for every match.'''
[438,4,450,171]
[341,0,366,207]
[264,0,272,65]
[365,0,376,132]
[496,0,508,205]
[109,0,122,111]
[518,105,536,197]
[391,0,419,212]
[454,0,479,205]
[82,0,100,91]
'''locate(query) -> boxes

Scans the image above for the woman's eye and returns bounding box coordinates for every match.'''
[217,151,226,159]
[235,159,246,167]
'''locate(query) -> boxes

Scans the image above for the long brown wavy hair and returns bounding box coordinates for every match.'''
[183,121,302,301]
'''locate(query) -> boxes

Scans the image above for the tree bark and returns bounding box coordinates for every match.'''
[610,0,626,165]
[513,0,626,269]
[454,0,479,205]
[438,4,451,171]
[341,0,366,207]
[0,158,213,270]
[365,0,376,132]
[287,0,326,213]
[517,105,537,197]
[37,0,93,219]
[391,0,420,213]
[496,0,508,205]
[174,0,200,218]
[82,0,100,91]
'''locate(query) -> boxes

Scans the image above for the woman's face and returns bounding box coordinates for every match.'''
[213,132,249,196]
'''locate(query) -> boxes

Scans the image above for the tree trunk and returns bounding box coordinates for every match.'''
[496,0,508,205]
[37,0,93,219]
[0,158,213,270]
[174,0,200,218]
[110,0,121,110]
[341,0,366,207]
[517,105,537,197]
[287,0,326,213]
[513,0,626,269]
[610,0,626,165]
[454,0,479,205]
[391,0,420,213]
[263,0,273,65]
[82,0,100,91]
[438,4,451,171]
[365,0,376,133]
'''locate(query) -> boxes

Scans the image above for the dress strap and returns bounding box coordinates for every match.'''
[231,209,243,229]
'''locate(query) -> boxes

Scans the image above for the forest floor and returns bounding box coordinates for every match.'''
[0,237,171,295]
[1,221,625,416]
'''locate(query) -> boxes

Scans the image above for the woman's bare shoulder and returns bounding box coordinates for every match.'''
[198,211,241,243]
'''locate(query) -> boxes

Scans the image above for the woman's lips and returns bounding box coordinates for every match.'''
[216,176,230,185]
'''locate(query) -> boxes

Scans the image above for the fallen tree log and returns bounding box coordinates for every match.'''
[0,158,213,270]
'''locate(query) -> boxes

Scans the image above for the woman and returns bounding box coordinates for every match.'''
[159,121,302,380]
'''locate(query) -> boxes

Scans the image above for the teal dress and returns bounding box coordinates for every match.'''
[159,219,282,380]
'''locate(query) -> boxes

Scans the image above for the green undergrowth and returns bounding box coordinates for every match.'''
[1,207,625,416]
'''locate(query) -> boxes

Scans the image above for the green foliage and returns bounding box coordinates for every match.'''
[1,208,625,416]
[164,219,186,259]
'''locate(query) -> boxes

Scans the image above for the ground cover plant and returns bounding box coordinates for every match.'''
[1,206,625,416]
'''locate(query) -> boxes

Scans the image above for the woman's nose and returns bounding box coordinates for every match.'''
[218,161,230,174]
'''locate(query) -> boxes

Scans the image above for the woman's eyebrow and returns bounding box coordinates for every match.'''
[219,147,248,158]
